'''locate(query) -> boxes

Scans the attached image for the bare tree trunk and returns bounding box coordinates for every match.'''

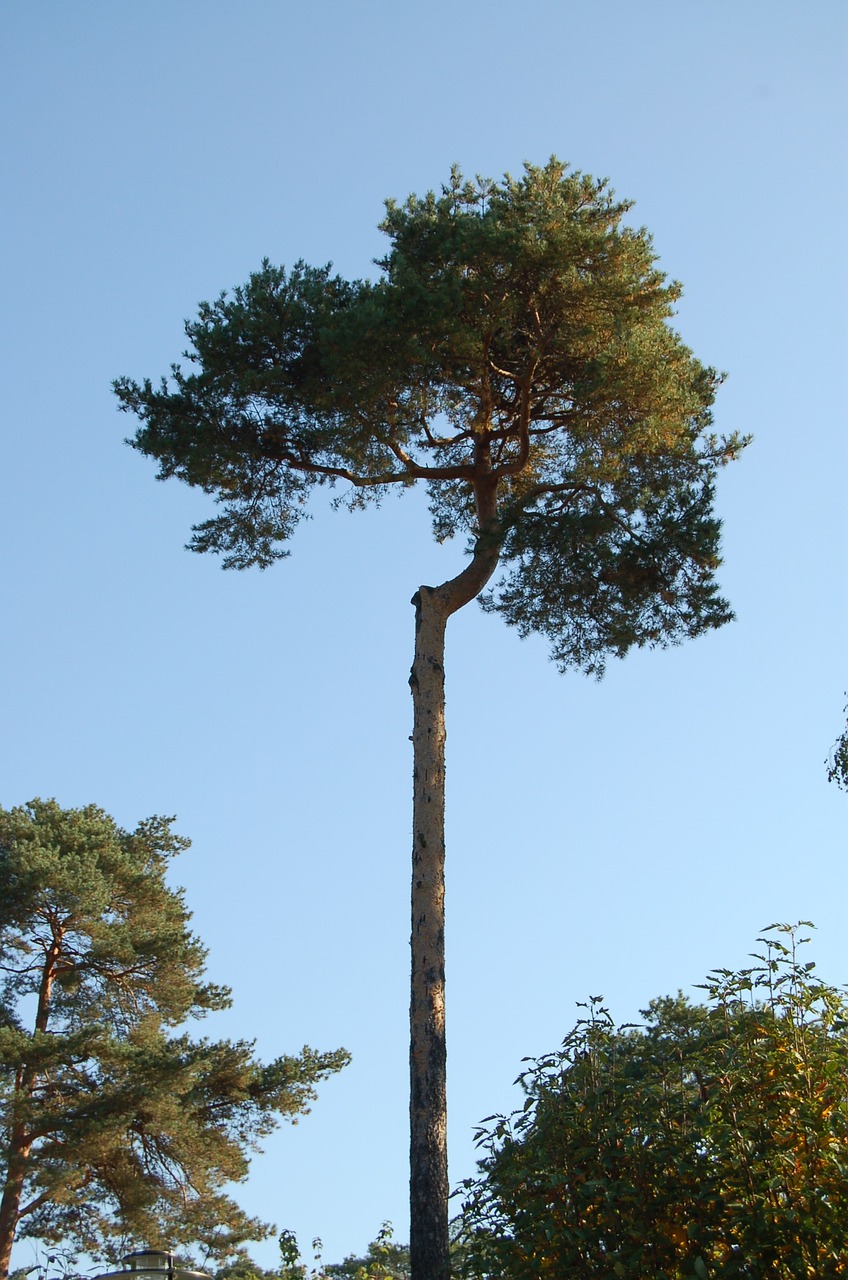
[0,934,61,1279]
[0,1127,31,1280]
[408,586,451,1280]
[408,478,501,1280]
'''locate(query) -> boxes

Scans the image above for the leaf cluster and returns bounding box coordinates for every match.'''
[458,925,848,1278]
[826,703,848,790]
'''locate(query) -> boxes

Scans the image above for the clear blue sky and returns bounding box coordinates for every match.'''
[2,0,846,1269]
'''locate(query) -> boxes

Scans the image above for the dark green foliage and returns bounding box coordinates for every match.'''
[458,926,848,1278]
[116,160,746,674]
[0,800,349,1269]
[484,471,729,673]
[827,704,848,789]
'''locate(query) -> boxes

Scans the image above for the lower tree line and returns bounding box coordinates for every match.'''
[3,802,848,1280]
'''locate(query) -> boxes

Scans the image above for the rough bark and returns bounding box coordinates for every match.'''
[0,1123,31,1280]
[408,480,500,1280]
[408,585,450,1280]
[0,932,61,1279]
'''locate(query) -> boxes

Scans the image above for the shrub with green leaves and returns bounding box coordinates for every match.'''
[459,926,848,1278]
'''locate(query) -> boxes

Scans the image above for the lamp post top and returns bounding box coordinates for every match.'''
[94,1250,210,1280]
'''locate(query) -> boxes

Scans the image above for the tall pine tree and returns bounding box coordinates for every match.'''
[116,160,747,1280]
[0,799,348,1275]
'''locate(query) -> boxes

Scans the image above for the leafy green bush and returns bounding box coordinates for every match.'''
[459,926,848,1278]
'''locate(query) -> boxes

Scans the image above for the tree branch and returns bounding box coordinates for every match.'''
[431,475,501,617]
[18,1176,85,1223]
[269,444,477,488]
[494,380,532,478]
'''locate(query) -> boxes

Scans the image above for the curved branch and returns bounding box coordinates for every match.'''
[487,358,519,381]
[431,477,502,617]
[421,423,474,449]
[494,380,532,479]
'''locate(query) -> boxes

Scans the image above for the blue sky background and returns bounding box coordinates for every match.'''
[2,0,846,1269]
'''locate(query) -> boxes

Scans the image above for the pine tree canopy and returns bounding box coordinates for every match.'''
[116,159,747,674]
[0,800,349,1272]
